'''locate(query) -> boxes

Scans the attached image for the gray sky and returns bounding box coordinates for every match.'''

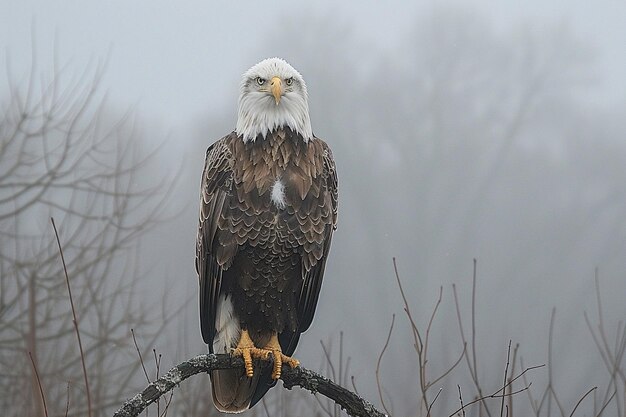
[3,2,626,415]
[2,0,624,128]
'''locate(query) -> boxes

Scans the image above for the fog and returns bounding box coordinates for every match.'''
[2,2,626,416]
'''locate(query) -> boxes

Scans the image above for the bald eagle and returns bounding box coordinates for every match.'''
[196,58,338,412]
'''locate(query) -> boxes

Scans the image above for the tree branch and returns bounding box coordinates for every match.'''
[112,353,386,417]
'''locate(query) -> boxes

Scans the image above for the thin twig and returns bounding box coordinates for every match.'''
[158,392,173,417]
[449,364,544,417]
[453,261,491,417]
[458,385,466,417]
[64,381,71,417]
[494,364,545,397]
[339,331,344,388]
[586,274,626,416]
[500,341,512,417]
[320,340,337,382]
[392,258,423,353]
[428,388,443,416]
[154,349,162,379]
[429,343,467,387]
[471,259,478,378]
[547,308,566,417]
[451,384,534,417]
[424,286,443,367]
[520,357,540,416]
[154,348,162,417]
[421,286,444,416]
[376,314,395,416]
[28,351,49,417]
[595,390,616,417]
[569,387,597,417]
[470,259,491,417]
[131,329,150,382]
[392,258,429,414]
[351,375,360,397]
[51,217,92,417]
[508,343,519,417]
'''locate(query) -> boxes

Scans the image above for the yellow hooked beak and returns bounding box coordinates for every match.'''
[270,76,282,105]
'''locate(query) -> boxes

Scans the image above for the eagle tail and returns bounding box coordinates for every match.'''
[210,295,259,413]
[210,368,259,413]
[210,298,302,411]
[248,369,277,408]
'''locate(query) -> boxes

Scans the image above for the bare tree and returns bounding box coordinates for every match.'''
[0,52,175,417]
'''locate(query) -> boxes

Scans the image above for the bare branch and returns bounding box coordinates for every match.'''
[131,329,151,383]
[51,217,92,417]
[569,387,597,417]
[112,354,386,417]
[500,341,512,417]
[457,385,466,417]
[376,314,395,416]
[595,390,616,417]
[449,364,545,417]
[28,351,49,417]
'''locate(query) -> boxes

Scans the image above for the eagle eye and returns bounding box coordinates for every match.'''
[285,77,294,86]
[256,77,266,86]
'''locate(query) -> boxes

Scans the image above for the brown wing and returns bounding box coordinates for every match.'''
[196,133,237,347]
[296,139,338,333]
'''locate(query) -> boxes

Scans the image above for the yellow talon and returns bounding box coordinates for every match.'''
[263,333,300,380]
[231,330,299,379]
[272,349,283,379]
[232,329,268,377]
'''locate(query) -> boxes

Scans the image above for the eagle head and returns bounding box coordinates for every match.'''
[236,57,312,143]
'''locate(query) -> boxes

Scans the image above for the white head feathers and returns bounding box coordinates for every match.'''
[236,58,313,143]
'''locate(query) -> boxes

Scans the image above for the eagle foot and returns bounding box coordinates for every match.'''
[232,329,270,378]
[231,330,300,379]
[263,332,300,380]
[268,350,300,379]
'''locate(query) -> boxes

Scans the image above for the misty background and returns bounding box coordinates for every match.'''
[2,1,626,416]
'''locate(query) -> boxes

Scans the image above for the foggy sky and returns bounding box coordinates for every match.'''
[2,0,625,127]
[2,2,626,416]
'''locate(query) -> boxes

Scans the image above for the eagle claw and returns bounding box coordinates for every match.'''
[264,332,299,379]
[231,330,300,379]
[231,329,269,377]
[269,351,300,379]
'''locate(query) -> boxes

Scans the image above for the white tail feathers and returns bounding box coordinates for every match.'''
[211,295,258,413]
[213,295,241,353]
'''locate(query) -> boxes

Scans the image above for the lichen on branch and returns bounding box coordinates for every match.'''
[112,353,386,417]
